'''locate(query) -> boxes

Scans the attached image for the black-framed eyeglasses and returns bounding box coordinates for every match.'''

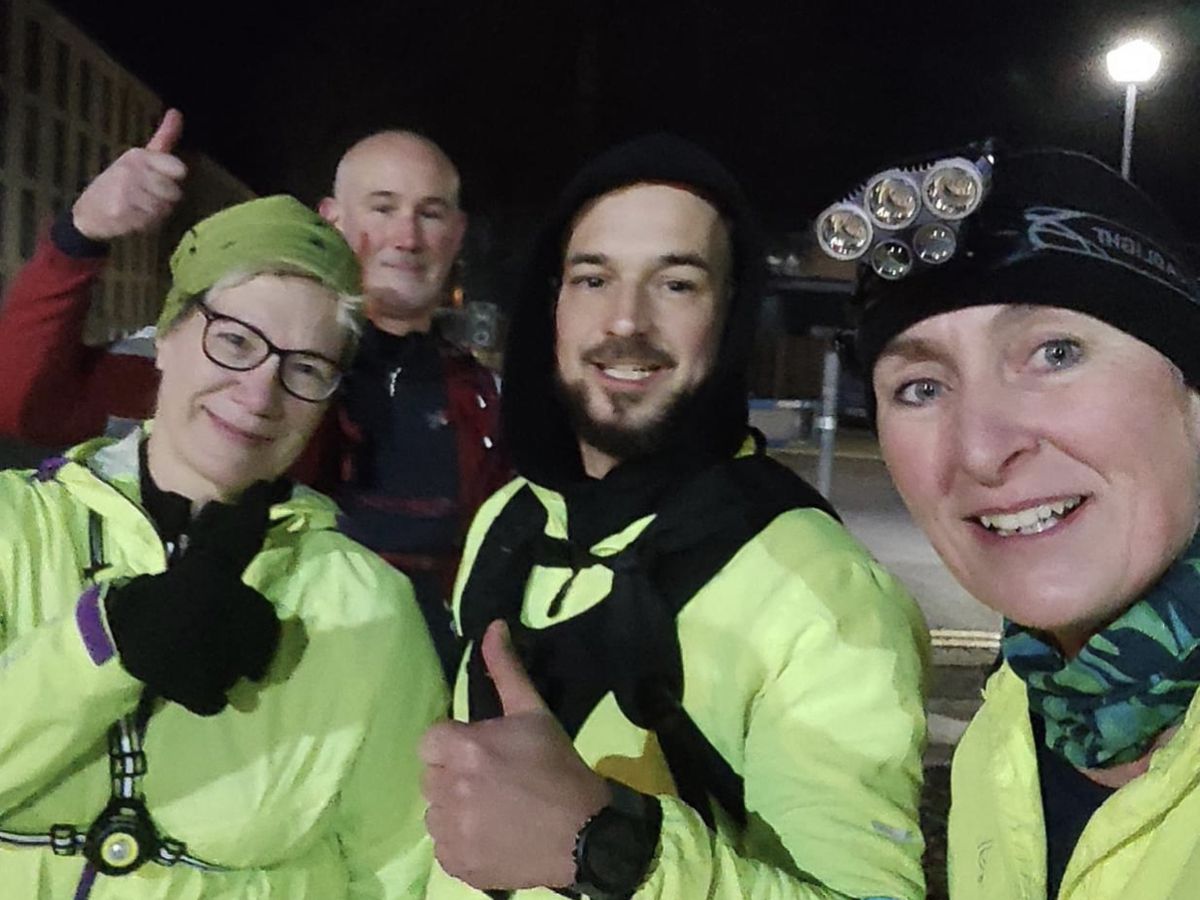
[195,299,344,402]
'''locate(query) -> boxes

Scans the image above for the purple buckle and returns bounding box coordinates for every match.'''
[33,456,69,483]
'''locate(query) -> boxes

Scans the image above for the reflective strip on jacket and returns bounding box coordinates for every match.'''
[0,428,449,898]
[949,663,1200,899]
[425,476,930,900]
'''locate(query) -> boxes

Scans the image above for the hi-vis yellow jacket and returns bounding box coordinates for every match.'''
[0,428,448,898]
[950,663,1200,899]
[426,475,929,900]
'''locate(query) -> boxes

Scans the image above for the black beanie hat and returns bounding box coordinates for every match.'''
[846,144,1200,385]
[502,134,765,488]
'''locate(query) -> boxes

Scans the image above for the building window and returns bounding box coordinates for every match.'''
[79,59,93,123]
[22,104,39,177]
[52,119,66,187]
[54,39,68,109]
[75,132,90,191]
[23,18,41,94]
[19,188,35,260]
[100,76,113,135]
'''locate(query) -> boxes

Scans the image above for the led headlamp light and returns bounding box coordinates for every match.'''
[815,150,994,279]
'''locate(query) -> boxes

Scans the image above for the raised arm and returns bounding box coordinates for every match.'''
[0,110,186,444]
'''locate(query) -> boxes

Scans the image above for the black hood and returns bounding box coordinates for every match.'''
[502,134,765,490]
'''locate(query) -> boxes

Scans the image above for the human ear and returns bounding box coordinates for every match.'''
[317,197,340,226]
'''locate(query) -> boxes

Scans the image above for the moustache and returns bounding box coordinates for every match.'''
[583,336,675,369]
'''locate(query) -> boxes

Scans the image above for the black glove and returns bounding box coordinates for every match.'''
[105,479,291,716]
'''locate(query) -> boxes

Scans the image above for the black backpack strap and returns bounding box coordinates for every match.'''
[602,454,836,827]
[459,485,547,723]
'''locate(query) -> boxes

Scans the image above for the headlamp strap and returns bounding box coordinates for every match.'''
[81,699,160,875]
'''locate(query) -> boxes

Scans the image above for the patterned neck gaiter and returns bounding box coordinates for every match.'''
[1003,528,1200,769]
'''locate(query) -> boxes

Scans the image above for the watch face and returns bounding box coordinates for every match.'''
[579,809,654,894]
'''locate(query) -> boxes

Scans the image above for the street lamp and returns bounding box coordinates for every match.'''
[1105,38,1162,180]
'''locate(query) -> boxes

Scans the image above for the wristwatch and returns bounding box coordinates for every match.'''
[569,779,662,899]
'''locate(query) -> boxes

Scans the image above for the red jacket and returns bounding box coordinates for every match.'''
[0,232,511,582]
[0,236,159,443]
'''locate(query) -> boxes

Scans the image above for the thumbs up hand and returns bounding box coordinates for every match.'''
[420,620,611,891]
[72,108,188,241]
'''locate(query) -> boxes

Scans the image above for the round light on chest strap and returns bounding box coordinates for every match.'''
[84,799,157,876]
[100,831,139,867]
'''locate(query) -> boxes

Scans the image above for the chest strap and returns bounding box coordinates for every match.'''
[0,508,226,876]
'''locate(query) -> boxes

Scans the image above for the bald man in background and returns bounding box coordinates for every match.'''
[315,130,509,671]
[0,116,509,674]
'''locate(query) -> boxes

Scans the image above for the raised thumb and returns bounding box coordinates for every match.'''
[482,619,547,717]
[146,108,183,154]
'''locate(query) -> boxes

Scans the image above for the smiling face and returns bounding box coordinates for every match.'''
[150,274,348,504]
[319,132,466,335]
[874,303,1200,653]
[553,183,731,477]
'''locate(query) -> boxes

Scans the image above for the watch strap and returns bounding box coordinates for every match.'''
[570,779,662,899]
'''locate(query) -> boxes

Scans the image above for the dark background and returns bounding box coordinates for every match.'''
[50,0,1200,269]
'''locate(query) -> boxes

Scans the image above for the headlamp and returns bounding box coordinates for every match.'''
[913,223,957,265]
[816,203,874,261]
[870,240,914,280]
[865,172,922,230]
[814,148,993,279]
[922,158,984,219]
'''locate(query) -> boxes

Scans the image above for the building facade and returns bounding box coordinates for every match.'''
[0,0,253,343]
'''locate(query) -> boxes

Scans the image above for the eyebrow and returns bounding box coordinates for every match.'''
[877,335,944,364]
[661,252,712,272]
[993,303,1053,330]
[565,252,608,267]
[878,305,1054,366]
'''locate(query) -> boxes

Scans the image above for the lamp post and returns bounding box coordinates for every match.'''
[1105,38,1162,180]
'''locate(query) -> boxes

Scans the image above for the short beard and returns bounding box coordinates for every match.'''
[554,371,695,465]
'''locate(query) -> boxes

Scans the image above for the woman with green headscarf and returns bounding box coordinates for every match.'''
[816,143,1200,899]
[0,195,447,898]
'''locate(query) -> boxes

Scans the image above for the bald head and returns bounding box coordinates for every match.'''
[320,130,467,335]
[332,130,461,207]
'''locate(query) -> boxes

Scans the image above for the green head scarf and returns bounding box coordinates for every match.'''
[156,194,362,333]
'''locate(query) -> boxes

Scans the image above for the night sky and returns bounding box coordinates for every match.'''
[50,0,1200,257]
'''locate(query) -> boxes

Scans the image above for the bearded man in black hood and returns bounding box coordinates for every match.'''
[419,135,929,900]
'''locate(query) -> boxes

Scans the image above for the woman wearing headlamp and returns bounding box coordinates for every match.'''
[0,195,446,897]
[821,146,1200,898]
